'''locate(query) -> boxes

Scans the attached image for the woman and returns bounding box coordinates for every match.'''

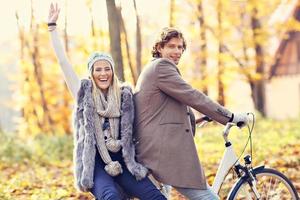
[48,3,166,200]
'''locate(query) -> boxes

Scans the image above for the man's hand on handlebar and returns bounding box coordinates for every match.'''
[230,112,251,128]
[196,113,253,129]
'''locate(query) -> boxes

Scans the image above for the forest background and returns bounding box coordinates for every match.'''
[0,0,299,199]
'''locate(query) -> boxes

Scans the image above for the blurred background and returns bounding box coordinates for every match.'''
[0,0,299,199]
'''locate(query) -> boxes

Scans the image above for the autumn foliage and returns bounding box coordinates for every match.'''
[3,0,300,199]
[1,118,299,199]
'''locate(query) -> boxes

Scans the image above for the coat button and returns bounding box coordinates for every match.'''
[187,112,190,115]
[185,129,189,132]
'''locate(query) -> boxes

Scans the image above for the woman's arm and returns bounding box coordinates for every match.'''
[48,3,80,99]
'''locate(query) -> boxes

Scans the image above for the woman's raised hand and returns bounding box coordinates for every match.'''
[48,3,60,24]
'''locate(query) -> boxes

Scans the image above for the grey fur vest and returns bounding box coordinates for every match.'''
[73,79,148,192]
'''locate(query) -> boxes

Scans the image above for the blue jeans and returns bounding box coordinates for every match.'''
[90,151,166,200]
[174,184,219,200]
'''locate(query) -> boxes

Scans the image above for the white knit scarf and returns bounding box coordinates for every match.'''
[92,79,123,176]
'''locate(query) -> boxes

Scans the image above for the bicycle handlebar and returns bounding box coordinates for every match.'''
[223,123,236,143]
[195,116,213,124]
[196,114,253,143]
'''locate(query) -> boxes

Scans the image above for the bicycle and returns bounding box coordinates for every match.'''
[195,114,299,200]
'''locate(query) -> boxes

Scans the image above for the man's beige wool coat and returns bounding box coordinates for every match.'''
[134,58,232,189]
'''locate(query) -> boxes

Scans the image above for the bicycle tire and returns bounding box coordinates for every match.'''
[228,167,299,200]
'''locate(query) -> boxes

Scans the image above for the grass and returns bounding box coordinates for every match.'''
[1,117,299,199]
[189,117,300,199]
[195,117,300,168]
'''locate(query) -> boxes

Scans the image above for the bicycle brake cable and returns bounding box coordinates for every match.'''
[248,113,255,167]
[233,113,255,167]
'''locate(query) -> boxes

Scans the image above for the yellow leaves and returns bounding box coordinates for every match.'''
[85,0,93,8]
[19,60,32,72]
[15,44,75,136]
[285,18,300,32]
[250,72,263,81]
[0,130,91,199]
[1,118,300,199]
[0,161,88,200]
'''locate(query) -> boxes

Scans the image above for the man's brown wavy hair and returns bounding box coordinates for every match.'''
[152,27,187,58]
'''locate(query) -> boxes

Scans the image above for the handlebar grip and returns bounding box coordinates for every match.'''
[237,121,245,128]
[203,116,213,122]
[195,116,213,124]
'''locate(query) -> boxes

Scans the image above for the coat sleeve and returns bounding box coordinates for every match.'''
[156,58,232,125]
[50,29,80,100]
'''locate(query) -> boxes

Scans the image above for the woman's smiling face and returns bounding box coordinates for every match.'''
[92,60,113,94]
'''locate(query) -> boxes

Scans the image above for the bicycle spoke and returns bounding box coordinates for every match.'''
[266,176,273,199]
[242,185,252,200]
[271,178,280,198]
[261,180,268,199]
[230,168,298,200]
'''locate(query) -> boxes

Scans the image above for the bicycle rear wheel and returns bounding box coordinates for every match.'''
[228,167,299,200]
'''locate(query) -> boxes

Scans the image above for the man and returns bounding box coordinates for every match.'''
[134,27,249,199]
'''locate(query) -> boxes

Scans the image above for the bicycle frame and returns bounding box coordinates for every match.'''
[198,119,298,200]
[209,122,261,199]
[211,123,240,194]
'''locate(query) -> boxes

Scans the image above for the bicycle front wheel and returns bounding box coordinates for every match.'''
[228,167,299,200]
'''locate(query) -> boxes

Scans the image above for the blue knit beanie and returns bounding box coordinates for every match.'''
[87,52,115,73]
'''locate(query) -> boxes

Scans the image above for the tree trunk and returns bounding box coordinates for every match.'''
[31,24,55,134]
[169,0,175,27]
[197,0,208,95]
[106,0,124,81]
[86,0,97,50]
[63,0,71,134]
[133,0,142,77]
[64,1,69,52]
[251,7,266,116]
[17,9,54,134]
[15,12,25,60]
[16,12,43,131]
[30,0,34,30]
[239,6,257,108]
[217,0,225,106]
[118,7,137,84]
